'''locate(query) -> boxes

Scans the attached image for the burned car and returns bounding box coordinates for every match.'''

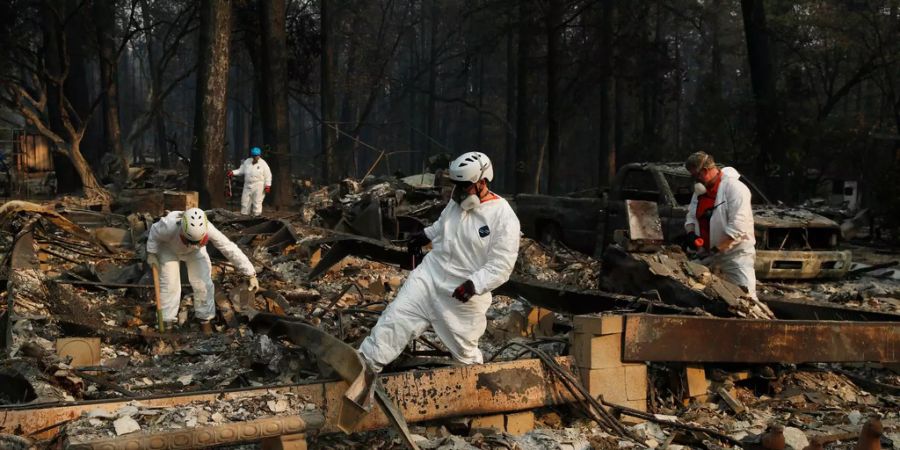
[516,162,851,279]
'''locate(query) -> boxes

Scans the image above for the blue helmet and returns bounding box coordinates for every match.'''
[250,147,262,157]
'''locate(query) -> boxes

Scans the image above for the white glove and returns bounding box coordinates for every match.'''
[147,253,159,269]
[248,276,260,292]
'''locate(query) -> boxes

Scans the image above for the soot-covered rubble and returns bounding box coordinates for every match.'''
[0,173,897,449]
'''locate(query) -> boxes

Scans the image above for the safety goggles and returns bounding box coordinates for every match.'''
[180,234,209,248]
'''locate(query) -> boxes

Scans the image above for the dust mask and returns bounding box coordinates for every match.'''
[459,194,480,211]
[693,182,707,196]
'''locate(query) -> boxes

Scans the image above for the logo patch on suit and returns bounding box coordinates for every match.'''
[478,225,491,238]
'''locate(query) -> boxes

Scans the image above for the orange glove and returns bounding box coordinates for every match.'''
[264,186,271,194]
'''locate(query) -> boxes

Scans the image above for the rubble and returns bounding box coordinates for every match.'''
[0,176,898,449]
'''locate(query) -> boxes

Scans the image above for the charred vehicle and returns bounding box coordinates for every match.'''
[516,162,851,279]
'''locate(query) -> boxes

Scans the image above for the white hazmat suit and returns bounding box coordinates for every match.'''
[147,211,256,322]
[231,157,272,216]
[685,166,757,299]
[359,195,521,372]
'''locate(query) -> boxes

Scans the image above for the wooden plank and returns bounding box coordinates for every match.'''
[624,314,900,363]
[0,357,576,439]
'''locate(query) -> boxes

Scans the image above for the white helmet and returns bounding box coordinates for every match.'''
[180,208,209,245]
[449,151,493,183]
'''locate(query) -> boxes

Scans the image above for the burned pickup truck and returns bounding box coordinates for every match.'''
[516,162,851,279]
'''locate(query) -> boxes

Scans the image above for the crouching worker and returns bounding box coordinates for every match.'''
[146,208,258,333]
[359,152,521,372]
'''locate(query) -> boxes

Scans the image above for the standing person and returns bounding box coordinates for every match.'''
[146,208,258,333]
[359,152,521,372]
[227,147,272,216]
[684,151,758,299]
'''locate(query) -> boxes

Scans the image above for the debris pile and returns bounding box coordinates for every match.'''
[0,175,898,449]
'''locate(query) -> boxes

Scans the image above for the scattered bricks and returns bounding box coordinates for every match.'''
[573,314,624,336]
[684,364,709,399]
[470,414,505,433]
[261,433,307,450]
[56,337,101,368]
[624,364,648,401]
[571,333,622,369]
[579,367,628,404]
[527,307,555,337]
[163,190,199,212]
[505,411,535,435]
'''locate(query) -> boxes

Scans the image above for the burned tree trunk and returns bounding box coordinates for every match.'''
[740,0,781,178]
[545,0,562,194]
[94,0,128,189]
[320,0,338,183]
[189,0,232,208]
[598,0,616,185]
[259,0,292,208]
[515,1,538,194]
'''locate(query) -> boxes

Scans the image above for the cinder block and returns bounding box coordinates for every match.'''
[620,399,647,424]
[573,315,623,336]
[579,367,628,404]
[261,433,307,450]
[624,364,647,401]
[504,411,535,435]
[470,414,505,432]
[684,364,709,398]
[163,190,199,211]
[571,332,622,368]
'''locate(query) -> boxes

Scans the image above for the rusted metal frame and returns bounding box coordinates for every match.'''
[623,314,900,363]
[495,275,694,316]
[64,411,325,450]
[762,296,900,322]
[1,356,578,440]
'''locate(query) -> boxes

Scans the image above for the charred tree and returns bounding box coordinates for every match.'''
[740,0,781,177]
[93,0,127,189]
[598,0,616,185]
[515,1,539,194]
[189,0,232,208]
[259,0,292,208]
[320,0,338,183]
[545,0,562,194]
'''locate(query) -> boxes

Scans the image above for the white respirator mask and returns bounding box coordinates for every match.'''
[694,182,707,196]
[459,194,480,211]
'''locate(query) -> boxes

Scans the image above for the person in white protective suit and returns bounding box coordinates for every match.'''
[683,151,758,299]
[146,208,259,333]
[227,147,272,216]
[359,151,520,373]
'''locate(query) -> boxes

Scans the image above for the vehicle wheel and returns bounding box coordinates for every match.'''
[539,222,562,246]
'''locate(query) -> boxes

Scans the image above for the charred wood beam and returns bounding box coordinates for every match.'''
[64,411,324,449]
[1,356,577,440]
[623,315,900,363]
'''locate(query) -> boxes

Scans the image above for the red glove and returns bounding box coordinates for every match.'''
[264,186,271,193]
[227,170,234,178]
[452,280,476,303]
